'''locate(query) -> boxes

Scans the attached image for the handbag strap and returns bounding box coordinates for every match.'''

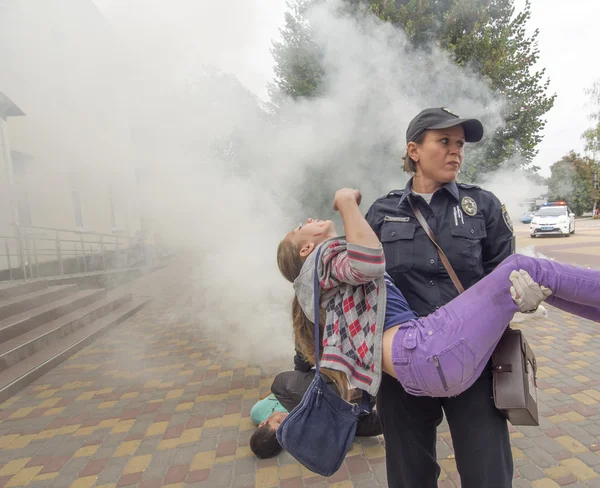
[312,245,371,413]
[408,195,465,294]
[313,246,323,376]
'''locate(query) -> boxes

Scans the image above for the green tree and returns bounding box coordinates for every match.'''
[547,151,595,217]
[354,0,555,179]
[269,0,325,102]
[271,0,555,181]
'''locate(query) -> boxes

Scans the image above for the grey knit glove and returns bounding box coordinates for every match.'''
[509,269,552,313]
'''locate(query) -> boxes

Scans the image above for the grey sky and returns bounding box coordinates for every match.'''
[94,0,600,177]
[516,0,600,175]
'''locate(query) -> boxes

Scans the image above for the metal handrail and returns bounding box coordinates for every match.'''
[0,223,168,282]
[16,223,129,238]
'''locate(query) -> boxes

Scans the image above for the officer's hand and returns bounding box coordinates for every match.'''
[509,269,552,313]
[333,188,362,211]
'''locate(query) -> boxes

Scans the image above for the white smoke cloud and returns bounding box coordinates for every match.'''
[479,166,547,220]
[2,0,550,365]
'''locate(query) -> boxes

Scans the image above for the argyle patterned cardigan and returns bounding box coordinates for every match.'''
[293,238,388,395]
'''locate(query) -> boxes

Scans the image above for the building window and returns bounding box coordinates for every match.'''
[72,188,84,228]
[12,157,26,177]
[17,196,32,226]
[11,154,32,226]
[109,191,117,229]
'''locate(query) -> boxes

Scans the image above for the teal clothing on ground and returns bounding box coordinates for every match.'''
[250,394,288,425]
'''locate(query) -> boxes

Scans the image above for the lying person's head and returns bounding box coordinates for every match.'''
[249,412,288,459]
[277,218,337,283]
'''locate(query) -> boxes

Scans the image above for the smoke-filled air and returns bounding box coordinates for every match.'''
[0,0,547,366]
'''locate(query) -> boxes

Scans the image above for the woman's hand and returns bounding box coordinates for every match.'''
[333,188,362,211]
[333,188,381,249]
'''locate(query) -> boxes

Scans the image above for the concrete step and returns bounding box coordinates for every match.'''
[0,284,79,322]
[0,296,150,404]
[0,290,128,372]
[0,280,49,301]
[0,288,105,344]
[47,267,149,290]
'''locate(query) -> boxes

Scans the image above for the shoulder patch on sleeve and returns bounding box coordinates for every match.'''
[501,204,513,232]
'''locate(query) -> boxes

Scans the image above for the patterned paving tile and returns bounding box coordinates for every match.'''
[0,263,599,487]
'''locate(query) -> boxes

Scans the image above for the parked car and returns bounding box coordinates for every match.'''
[520,212,535,224]
[530,202,575,238]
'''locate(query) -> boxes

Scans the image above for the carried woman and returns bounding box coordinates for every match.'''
[277,188,600,399]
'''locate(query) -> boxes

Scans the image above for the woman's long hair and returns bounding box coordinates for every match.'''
[277,237,349,400]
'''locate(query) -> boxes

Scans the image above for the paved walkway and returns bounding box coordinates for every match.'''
[1,265,600,487]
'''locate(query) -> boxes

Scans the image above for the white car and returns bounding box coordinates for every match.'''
[530,203,575,238]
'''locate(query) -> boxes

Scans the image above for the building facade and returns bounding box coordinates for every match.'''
[0,0,145,277]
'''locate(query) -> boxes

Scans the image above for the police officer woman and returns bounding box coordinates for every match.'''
[365,108,514,488]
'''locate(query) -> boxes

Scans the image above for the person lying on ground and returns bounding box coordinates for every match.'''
[249,368,381,458]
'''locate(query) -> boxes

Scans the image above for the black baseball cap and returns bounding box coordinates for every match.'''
[406,107,484,144]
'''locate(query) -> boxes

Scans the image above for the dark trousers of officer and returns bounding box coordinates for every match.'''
[377,365,513,488]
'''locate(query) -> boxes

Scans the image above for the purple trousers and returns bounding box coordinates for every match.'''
[391,254,600,397]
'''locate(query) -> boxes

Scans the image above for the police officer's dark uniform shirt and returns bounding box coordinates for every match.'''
[365,178,515,317]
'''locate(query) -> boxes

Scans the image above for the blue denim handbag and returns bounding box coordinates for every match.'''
[276,246,371,477]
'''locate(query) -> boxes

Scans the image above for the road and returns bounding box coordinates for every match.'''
[515,218,600,268]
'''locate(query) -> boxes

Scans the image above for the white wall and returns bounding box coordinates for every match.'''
[0,0,140,237]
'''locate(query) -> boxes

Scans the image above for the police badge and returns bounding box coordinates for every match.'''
[502,204,513,232]
[461,196,477,216]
